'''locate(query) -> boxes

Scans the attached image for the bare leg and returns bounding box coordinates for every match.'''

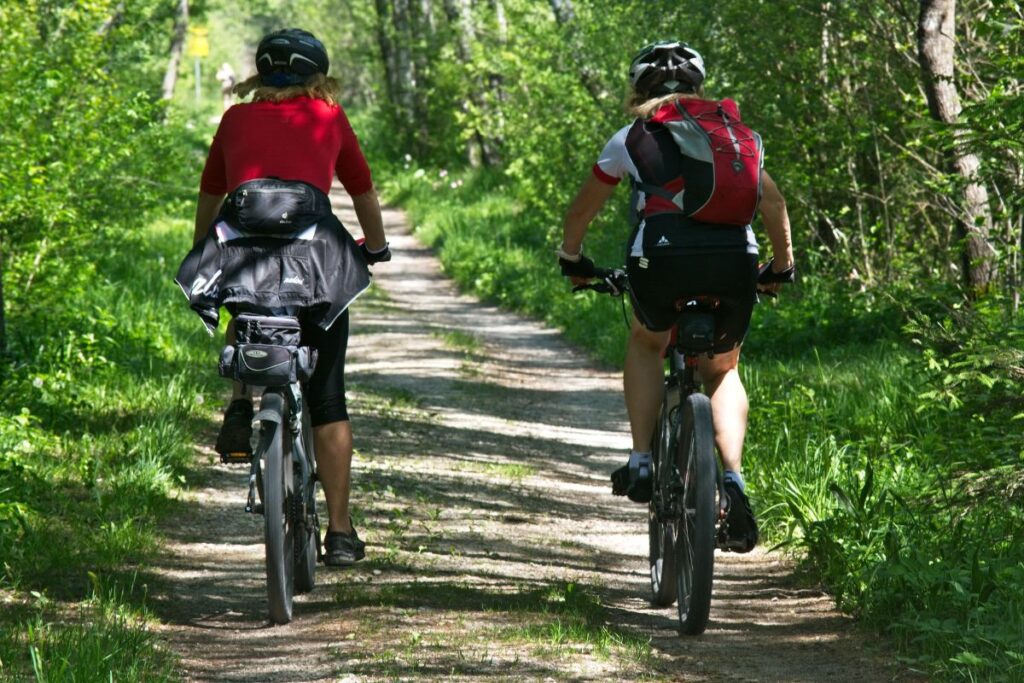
[314,419,354,534]
[624,317,671,452]
[697,347,747,473]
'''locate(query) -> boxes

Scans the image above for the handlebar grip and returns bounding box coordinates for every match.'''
[570,267,628,297]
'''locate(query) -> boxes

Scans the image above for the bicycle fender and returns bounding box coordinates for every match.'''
[253,392,286,425]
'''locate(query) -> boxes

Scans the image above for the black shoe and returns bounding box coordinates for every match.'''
[323,528,366,567]
[215,399,253,456]
[720,481,758,553]
[610,453,653,504]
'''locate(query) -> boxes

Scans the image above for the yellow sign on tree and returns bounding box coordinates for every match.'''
[187,26,209,59]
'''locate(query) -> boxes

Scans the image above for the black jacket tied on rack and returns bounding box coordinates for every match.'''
[175,180,370,333]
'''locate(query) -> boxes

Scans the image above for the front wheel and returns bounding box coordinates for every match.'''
[258,394,295,625]
[675,393,716,635]
[648,385,679,607]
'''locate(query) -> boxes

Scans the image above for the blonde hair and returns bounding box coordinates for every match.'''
[233,73,341,106]
[626,88,706,119]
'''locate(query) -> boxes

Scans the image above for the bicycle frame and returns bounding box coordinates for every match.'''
[245,383,320,551]
[665,341,728,525]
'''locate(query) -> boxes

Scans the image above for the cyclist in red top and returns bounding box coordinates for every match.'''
[193,29,390,566]
[558,42,795,552]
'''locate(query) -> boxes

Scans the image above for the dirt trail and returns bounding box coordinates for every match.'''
[150,191,909,682]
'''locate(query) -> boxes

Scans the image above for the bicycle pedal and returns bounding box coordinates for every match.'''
[219,450,252,464]
[247,502,264,515]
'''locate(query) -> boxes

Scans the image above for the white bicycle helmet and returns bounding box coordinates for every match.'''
[629,41,705,96]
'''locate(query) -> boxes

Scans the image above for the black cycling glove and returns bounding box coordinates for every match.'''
[757,258,796,285]
[559,254,597,279]
[360,242,392,265]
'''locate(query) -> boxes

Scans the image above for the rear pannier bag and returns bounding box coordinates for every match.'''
[218,314,317,386]
[640,98,764,226]
[220,178,327,234]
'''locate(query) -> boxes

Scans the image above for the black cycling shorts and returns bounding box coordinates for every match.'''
[627,249,758,353]
[301,309,350,426]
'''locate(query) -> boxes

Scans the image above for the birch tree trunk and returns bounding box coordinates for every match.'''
[917,0,996,292]
[443,0,486,166]
[411,0,434,147]
[419,0,435,34]
[374,0,400,105]
[549,0,604,104]
[392,0,417,115]
[375,0,418,134]
[161,0,188,101]
[490,0,507,42]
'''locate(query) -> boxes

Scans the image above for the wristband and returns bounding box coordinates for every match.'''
[360,241,392,265]
[555,245,583,263]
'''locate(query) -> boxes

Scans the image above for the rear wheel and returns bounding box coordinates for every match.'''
[294,410,317,595]
[648,385,679,607]
[675,393,716,635]
[259,395,295,625]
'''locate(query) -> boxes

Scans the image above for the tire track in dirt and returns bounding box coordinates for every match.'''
[150,190,911,682]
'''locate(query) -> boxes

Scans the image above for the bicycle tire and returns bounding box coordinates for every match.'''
[675,393,716,635]
[648,385,679,607]
[258,393,295,625]
[293,409,317,595]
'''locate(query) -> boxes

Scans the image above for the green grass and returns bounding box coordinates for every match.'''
[457,461,536,482]
[433,328,483,354]
[334,579,652,669]
[504,582,652,663]
[0,215,218,680]
[0,575,177,682]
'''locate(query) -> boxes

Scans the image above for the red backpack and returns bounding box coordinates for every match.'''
[639,98,763,226]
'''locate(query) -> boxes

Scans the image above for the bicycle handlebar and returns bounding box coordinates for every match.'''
[572,261,793,300]
[571,267,629,297]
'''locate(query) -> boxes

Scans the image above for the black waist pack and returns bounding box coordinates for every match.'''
[218,314,317,386]
[221,178,329,234]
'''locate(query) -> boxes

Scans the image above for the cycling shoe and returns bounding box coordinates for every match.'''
[719,480,758,553]
[215,399,253,458]
[323,528,366,567]
[611,451,653,504]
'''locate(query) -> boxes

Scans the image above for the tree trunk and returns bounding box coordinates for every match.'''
[411,0,434,149]
[917,0,995,293]
[419,0,435,34]
[376,0,418,136]
[491,0,508,42]
[161,0,188,101]
[96,2,125,36]
[374,0,400,105]
[392,0,417,115]
[443,0,486,166]
[549,0,605,104]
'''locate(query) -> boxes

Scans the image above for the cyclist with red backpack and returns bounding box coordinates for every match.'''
[558,41,794,552]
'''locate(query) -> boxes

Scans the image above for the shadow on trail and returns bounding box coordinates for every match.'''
[352,369,627,435]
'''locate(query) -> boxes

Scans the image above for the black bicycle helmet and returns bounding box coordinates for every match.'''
[629,41,705,97]
[256,29,329,87]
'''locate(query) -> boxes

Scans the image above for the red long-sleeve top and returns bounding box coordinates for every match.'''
[199,96,373,197]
